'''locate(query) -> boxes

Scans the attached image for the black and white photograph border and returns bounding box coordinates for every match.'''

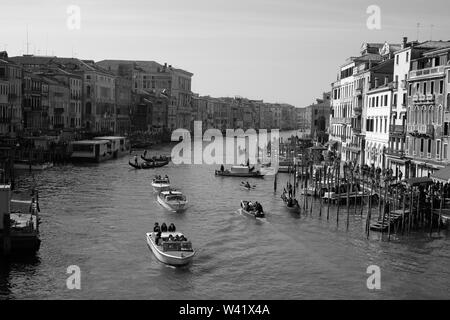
[0,0,449,305]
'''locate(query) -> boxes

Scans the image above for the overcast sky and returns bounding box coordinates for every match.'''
[1,0,450,107]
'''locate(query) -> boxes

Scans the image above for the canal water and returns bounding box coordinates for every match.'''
[1,135,449,299]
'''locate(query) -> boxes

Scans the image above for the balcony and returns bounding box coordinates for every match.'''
[330,117,351,125]
[389,124,405,135]
[409,124,434,137]
[409,66,445,80]
[386,148,405,158]
[426,93,435,102]
[355,88,363,96]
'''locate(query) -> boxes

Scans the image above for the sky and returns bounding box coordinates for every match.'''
[1,0,450,107]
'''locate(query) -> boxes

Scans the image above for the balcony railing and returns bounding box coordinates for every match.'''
[386,148,405,158]
[408,124,434,137]
[330,117,351,125]
[389,124,405,134]
[409,66,445,80]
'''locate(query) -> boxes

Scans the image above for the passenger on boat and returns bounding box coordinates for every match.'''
[144,150,147,157]
[175,234,180,241]
[245,181,251,189]
[156,231,162,245]
[154,223,161,232]
[168,223,176,232]
[179,235,186,241]
[220,164,224,172]
[288,184,293,197]
[168,234,174,241]
[134,155,138,165]
[255,201,263,213]
[161,223,168,232]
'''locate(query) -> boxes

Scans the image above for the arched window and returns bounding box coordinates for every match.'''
[423,107,427,125]
[429,106,433,124]
[415,107,420,125]
[438,105,443,125]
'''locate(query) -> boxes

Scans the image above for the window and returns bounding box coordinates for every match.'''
[384,95,388,106]
[431,81,435,94]
[423,82,427,95]
[420,139,424,152]
[393,93,397,105]
[406,52,410,62]
[376,96,379,107]
[440,80,444,94]
[437,140,441,158]
[428,139,432,153]
[409,84,412,96]
[444,144,448,159]
[396,55,399,65]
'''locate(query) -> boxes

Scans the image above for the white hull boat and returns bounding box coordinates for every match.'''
[151,177,171,192]
[146,232,195,266]
[157,190,188,212]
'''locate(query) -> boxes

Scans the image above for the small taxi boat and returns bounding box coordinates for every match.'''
[240,200,265,220]
[157,190,188,212]
[151,176,171,192]
[146,229,195,266]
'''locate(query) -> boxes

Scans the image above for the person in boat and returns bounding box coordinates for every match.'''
[168,234,174,241]
[155,231,162,245]
[175,234,180,241]
[134,155,138,166]
[154,222,160,232]
[164,174,169,181]
[256,201,263,213]
[288,183,293,198]
[245,181,251,189]
[246,159,250,167]
[168,223,176,232]
[144,150,147,158]
[161,223,168,232]
[220,164,224,172]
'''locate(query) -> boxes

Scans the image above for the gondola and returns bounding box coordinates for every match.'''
[281,192,300,213]
[129,160,169,169]
[141,155,172,162]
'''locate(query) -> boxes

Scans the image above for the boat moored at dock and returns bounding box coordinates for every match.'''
[93,136,130,158]
[215,165,264,178]
[70,140,113,163]
[0,185,41,255]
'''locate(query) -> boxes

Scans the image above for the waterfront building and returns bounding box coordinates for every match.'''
[330,42,399,164]
[97,60,193,132]
[0,52,22,136]
[191,94,208,131]
[303,92,331,143]
[270,104,281,129]
[45,76,70,130]
[405,45,450,177]
[385,38,445,177]
[295,107,311,133]
[115,77,132,135]
[365,80,394,168]
[22,71,48,132]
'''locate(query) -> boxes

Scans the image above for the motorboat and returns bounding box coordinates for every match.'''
[157,190,188,212]
[141,154,172,162]
[146,230,195,266]
[151,176,171,192]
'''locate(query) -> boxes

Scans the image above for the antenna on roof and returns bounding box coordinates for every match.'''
[26,24,30,54]
[416,22,421,42]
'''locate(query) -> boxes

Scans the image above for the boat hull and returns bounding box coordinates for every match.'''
[146,233,194,266]
[13,162,53,171]
[215,170,264,178]
[157,194,187,212]
[152,182,171,192]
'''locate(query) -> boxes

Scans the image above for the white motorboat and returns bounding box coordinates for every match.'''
[146,231,195,266]
[151,176,171,192]
[157,190,188,212]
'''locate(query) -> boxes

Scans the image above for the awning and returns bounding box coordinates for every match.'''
[405,176,433,186]
[325,140,338,147]
[431,165,450,183]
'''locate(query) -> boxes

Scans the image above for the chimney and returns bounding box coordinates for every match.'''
[384,76,389,85]
[374,77,379,88]
[402,37,408,49]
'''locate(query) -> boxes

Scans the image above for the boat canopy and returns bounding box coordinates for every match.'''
[162,241,193,252]
[161,190,182,196]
